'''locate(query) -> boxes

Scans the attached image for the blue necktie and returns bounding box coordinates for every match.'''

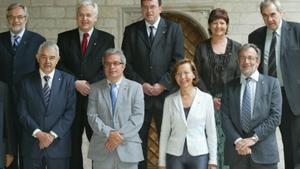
[43,76,51,107]
[241,78,252,133]
[268,31,277,77]
[12,35,20,54]
[110,83,117,114]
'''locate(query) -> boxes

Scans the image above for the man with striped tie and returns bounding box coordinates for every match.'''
[17,41,76,169]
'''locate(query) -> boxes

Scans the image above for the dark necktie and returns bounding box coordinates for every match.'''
[268,31,277,77]
[81,33,89,56]
[149,25,154,45]
[43,76,51,107]
[110,83,117,114]
[12,35,20,54]
[241,78,252,133]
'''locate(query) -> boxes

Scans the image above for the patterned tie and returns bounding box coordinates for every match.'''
[149,25,154,45]
[12,35,20,53]
[81,33,89,56]
[43,76,51,107]
[110,83,117,114]
[241,78,252,133]
[268,31,277,77]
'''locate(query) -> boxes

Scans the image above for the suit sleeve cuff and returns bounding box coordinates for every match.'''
[32,129,42,138]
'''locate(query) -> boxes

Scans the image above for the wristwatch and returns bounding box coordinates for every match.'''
[251,134,259,143]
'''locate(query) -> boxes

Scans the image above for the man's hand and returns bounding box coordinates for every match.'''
[151,83,165,96]
[213,97,221,110]
[235,138,256,155]
[142,83,153,96]
[105,131,124,152]
[36,131,54,149]
[4,154,14,167]
[75,80,90,96]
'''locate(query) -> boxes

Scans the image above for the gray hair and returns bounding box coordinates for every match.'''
[102,48,126,65]
[238,43,261,60]
[260,0,282,13]
[7,3,29,17]
[37,41,60,58]
[77,0,98,17]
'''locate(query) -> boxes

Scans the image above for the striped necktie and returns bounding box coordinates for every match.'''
[43,76,51,107]
[241,78,252,133]
[12,35,20,53]
[268,31,277,77]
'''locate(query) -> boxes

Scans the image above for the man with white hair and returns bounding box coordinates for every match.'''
[57,1,115,169]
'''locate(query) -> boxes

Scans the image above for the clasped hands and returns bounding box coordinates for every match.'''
[143,83,165,96]
[75,80,90,96]
[235,137,256,155]
[36,131,55,149]
[105,131,124,152]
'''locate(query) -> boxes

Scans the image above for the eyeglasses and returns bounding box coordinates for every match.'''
[239,56,258,62]
[104,61,123,67]
[7,15,26,21]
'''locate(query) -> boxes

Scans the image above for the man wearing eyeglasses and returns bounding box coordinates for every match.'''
[248,0,300,168]
[56,1,114,169]
[87,48,144,169]
[0,3,46,169]
[221,43,282,169]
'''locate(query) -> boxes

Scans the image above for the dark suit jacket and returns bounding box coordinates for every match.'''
[0,30,45,87]
[248,20,300,115]
[17,70,76,158]
[221,74,282,165]
[57,28,115,84]
[0,81,15,168]
[121,18,184,109]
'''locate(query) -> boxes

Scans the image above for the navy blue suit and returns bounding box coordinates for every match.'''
[17,70,76,169]
[0,30,45,169]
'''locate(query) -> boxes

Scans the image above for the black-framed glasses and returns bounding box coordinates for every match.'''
[104,61,123,67]
[7,15,27,21]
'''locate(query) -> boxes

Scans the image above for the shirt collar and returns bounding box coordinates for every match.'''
[106,76,123,87]
[240,70,259,84]
[39,69,55,80]
[79,27,94,39]
[10,28,25,42]
[145,16,161,29]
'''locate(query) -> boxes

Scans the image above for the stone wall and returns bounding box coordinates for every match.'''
[0,0,300,47]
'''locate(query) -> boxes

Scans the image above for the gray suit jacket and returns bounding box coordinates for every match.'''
[221,74,282,165]
[249,20,300,115]
[87,78,144,163]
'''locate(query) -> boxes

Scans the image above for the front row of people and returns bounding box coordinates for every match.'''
[1,41,282,169]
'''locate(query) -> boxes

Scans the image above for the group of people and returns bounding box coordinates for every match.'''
[0,0,299,169]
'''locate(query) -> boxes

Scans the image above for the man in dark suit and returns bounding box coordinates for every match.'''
[17,41,76,169]
[121,0,184,168]
[0,81,15,169]
[57,1,114,168]
[0,3,46,169]
[248,0,300,168]
[221,43,282,169]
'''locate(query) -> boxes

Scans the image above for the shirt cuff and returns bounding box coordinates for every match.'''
[32,129,42,138]
[234,138,242,145]
[50,131,58,139]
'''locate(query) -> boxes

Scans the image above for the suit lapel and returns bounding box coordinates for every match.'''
[1,32,14,54]
[173,91,187,125]
[47,70,62,110]
[151,18,167,49]
[101,82,113,116]
[137,21,151,49]
[114,79,129,118]
[232,80,243,133]
[17,30,30,54]
[252,75,264,120]
[72,29,83,60]
[85,29,98,58]
[280,21,289,72]
[32,71,45,105]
